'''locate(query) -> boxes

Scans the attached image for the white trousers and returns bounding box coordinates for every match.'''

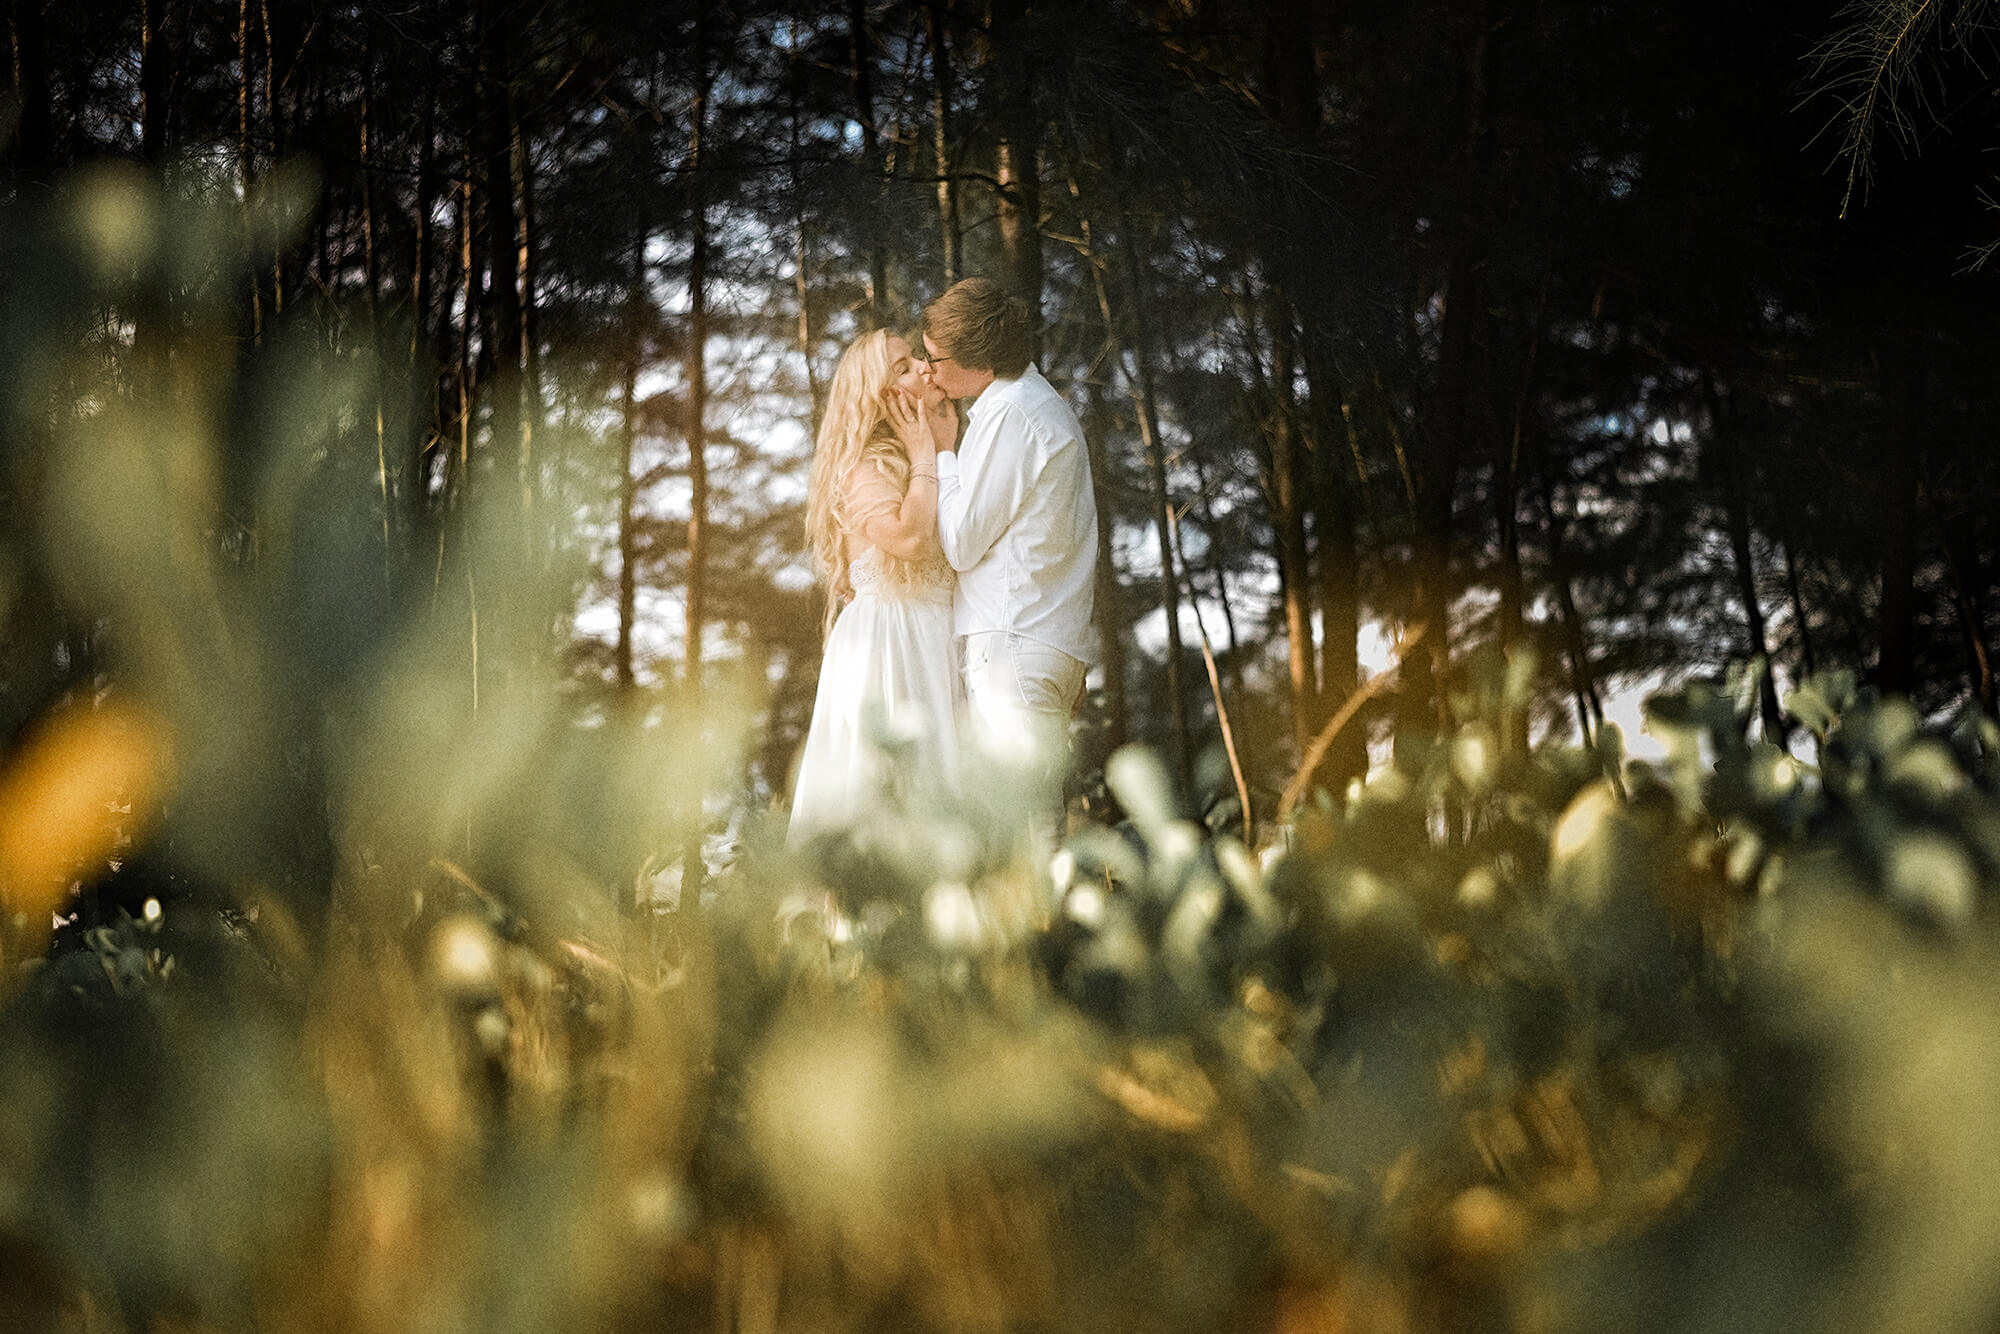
[960,630,1086,849]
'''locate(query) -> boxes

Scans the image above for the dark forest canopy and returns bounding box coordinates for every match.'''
[2,0,1996,840]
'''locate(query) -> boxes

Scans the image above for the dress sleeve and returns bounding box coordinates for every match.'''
[841,463,904,532]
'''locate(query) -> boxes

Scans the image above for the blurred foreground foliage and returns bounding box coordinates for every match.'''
[7,177,2000,1334]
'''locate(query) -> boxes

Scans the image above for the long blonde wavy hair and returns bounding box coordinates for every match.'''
[804,329,928,632]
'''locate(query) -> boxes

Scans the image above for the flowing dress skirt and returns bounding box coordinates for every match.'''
[788,577,961,839]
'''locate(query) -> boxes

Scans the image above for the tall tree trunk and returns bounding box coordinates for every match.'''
[1706,384,1785,741]
[1259,0,1354,783]
[1540,474,1602,743]
[1721,460,1784,740]
[616,205,646,695]
[8,0,52,184]
[1928,488,1998,720]
[455,154,476,504]
[411,81,436,373]
[794,217,822,431]
[1403,19,1492,737]
[1405,248,1471,738]
[1782,534,1818,681]
[1167,502,1252,839]
[260,0,283,316]
[1268,311,1320,761]
[1225,276,1323,766]
[1111,222,1191,794]
[1712,448,1792,740]
[989,0,1041,332]
[361,19,392,587]
[134,0,171,389]
[1495,268,1549,713]
[236,0,261,340]
[1874,354,1923,697]
[1190,455,1244,700]
[1075,172,1188,788]
[517,122,543,532]
[788,24,824,427]
[847,0,889,326]
[1302,346,1366,795]
[475,0,524,521]
[360,23,379,319]
[312,71,333,302]
[923,0,959,283]
[1081,377,1129,754]
[682,0,714,909]
[409,77,438,536]
[140,0,168,164]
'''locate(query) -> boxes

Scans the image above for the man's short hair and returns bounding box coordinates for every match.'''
[921,278,1032,379]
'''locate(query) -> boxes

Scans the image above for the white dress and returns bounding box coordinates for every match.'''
[788,544,962,838]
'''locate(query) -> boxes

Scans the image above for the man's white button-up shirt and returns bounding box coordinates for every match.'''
[935,365,1100,666]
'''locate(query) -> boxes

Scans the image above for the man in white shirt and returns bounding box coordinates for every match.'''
[917,278,1099,836]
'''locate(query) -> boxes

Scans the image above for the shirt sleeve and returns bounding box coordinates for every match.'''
[936,400,1037,572]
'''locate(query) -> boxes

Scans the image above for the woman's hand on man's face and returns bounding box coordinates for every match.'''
[884,387,937,458]
[924,394,959,451]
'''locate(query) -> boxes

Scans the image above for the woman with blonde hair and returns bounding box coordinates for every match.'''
[788,329,960,837]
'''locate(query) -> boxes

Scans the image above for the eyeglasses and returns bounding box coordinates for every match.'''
[916,344,956,368]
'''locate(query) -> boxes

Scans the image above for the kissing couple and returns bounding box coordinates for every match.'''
[788,277,1099,850]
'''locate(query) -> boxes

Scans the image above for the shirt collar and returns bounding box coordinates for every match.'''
[965,364,1037,420]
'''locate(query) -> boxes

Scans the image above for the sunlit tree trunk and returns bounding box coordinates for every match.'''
[794,218,822,430]
[989,0,1041,333]
[1190,455,1245,703]
[454,154,476,503]
[923,0,959,283]
[1226,275,1320,766]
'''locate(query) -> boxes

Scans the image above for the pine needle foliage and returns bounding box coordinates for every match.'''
[1805,0,2000,223]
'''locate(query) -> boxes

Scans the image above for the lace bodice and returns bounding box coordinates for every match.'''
[849,544,955,604]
